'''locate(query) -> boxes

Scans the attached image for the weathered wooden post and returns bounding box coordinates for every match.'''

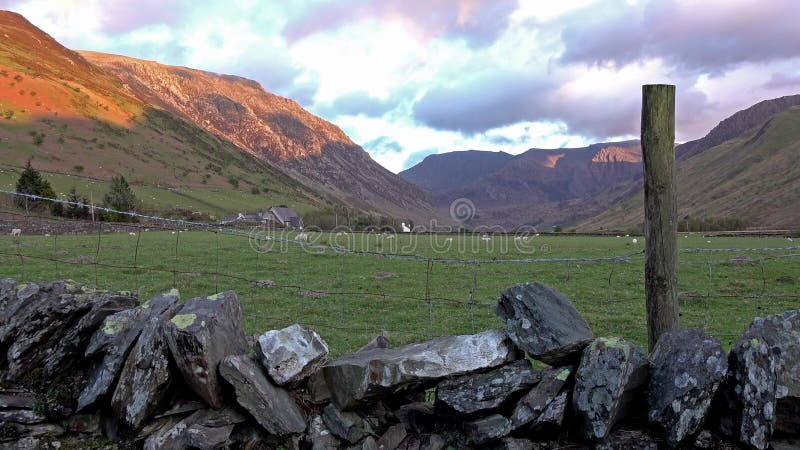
[641,84,679,351]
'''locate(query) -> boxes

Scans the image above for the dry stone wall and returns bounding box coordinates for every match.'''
[0,279,799,449]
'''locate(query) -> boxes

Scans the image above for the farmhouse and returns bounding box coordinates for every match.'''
[265,206,304,229]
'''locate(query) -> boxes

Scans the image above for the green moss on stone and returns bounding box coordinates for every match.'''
[171,313,197,329]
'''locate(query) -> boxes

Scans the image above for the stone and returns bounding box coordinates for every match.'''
[377,423,408,450]
[716,311,800,449]
[495,282,593,365]
[0,391,34,408]
[492,437,535,450]
[307,414,342,450]
[323,329,519,410]
[436,359,541,415]
[572,337,649,441]
[219,354,306,435]
[61,414,102,435]
[77,291,179,411]
[164,291,248,408]
[306,370,331,404]
[0,280,137,382]
[647,328,727,446]
[596,427,660,450]
[359,436,379,450]
[0,409,45,424]
[255,323,329,386]
[464,414,511,446]
[395,402,435,434]
[420,434,447,450]
[111,294,183,428]
[142,406,246,450]
[321,403,372,443]
[356,335,390,353]
[510,366,572,431]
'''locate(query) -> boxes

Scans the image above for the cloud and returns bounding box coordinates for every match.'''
[95,0,193,34]
[413,70,556,133]
[763,73,800,90]
[316,91,397,118]
[559,0,800,74]
[284,0,518,46]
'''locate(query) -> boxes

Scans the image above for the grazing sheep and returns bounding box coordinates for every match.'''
[171,231,176,235]
[514,236,522,241]
[401,222,411,233]
[385,234,395,240]
[129,232,136,236]
[788,237,794,242]
[144,229,150,232]
[445,237,453,242]
[481,234,491,242]
[631,238,638,244]
[296,232,308,242]
[616,235,621,238]
[10,228,21,237]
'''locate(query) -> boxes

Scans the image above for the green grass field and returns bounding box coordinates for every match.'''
[1,229,798,356]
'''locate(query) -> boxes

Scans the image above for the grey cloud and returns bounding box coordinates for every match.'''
[763,73,800,90]
[413,70,556,133]
[559,0,800,73]
[283,0,518,46]
[315,92,396,118]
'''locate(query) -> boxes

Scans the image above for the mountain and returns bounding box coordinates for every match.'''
[80,51,436,220]
[676,94,800,160]
[0,10,437,222]
[401,141,642,229]
[580,102,800,230]
[399,150,514,192]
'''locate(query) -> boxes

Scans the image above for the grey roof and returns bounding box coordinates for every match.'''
[268,206,303,228]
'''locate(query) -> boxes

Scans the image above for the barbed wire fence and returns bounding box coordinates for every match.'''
[1,190,799,355]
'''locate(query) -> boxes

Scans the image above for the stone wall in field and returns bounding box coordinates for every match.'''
[0,278,798,449]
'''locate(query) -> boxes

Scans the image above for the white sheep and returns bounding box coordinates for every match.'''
[445,237,453,242]
[632,238,638,244]
[10,228,21,237]
[129,232,136,236]
[44,233,50,237]
[514,236,522,241]
[296,232,308,242]
[481,234,491,242]
[788,237,794,242]
[401,222,411,233]
[385,234,395,240]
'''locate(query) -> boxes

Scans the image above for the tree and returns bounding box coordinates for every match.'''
[14,159,58,214]
[65,187,91,219]
[102,175,138,222]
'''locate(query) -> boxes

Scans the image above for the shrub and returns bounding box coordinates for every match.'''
[14,159,57,213]
[101,175,138,222]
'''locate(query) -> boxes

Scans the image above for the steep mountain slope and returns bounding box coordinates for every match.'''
[581,105,800,230]
[0,10,325,216]
[402,141,642,228]
[676,94,800,160]
[81,52,437,220]
[399,150,514,191]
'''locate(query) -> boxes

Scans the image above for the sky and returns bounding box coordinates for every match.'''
[3,0,800,173]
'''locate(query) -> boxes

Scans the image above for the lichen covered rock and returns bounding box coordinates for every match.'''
[573,337,649,441]
[436,359,541,415]
[322,329,519,410]
[111,292,183,428]
[163,291,248,408]
[647,328,727,446]
[495,282,593,365]
[255,323,329,386]
[219,354,306,435]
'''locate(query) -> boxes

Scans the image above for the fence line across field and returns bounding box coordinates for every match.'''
[1,190,799,354]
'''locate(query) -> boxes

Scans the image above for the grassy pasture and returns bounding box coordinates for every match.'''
[1,230,798,356]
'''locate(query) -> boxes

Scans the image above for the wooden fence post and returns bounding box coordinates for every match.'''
[641,84,679,351]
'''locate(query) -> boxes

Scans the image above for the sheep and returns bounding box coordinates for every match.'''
[514,236,522,241]
[444,237,453,242]
[171,231,176,235]
[401,222,411,233]
[788,237,794,242]
[10,228,21,237]
[44,233,50,237]
[296,232,308,242]
[129,232,136,236]
[631,238,638,244]
[481,234,491,242]
[385,234,395,240]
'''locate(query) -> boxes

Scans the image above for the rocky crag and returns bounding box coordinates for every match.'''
[1,279,798,449]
